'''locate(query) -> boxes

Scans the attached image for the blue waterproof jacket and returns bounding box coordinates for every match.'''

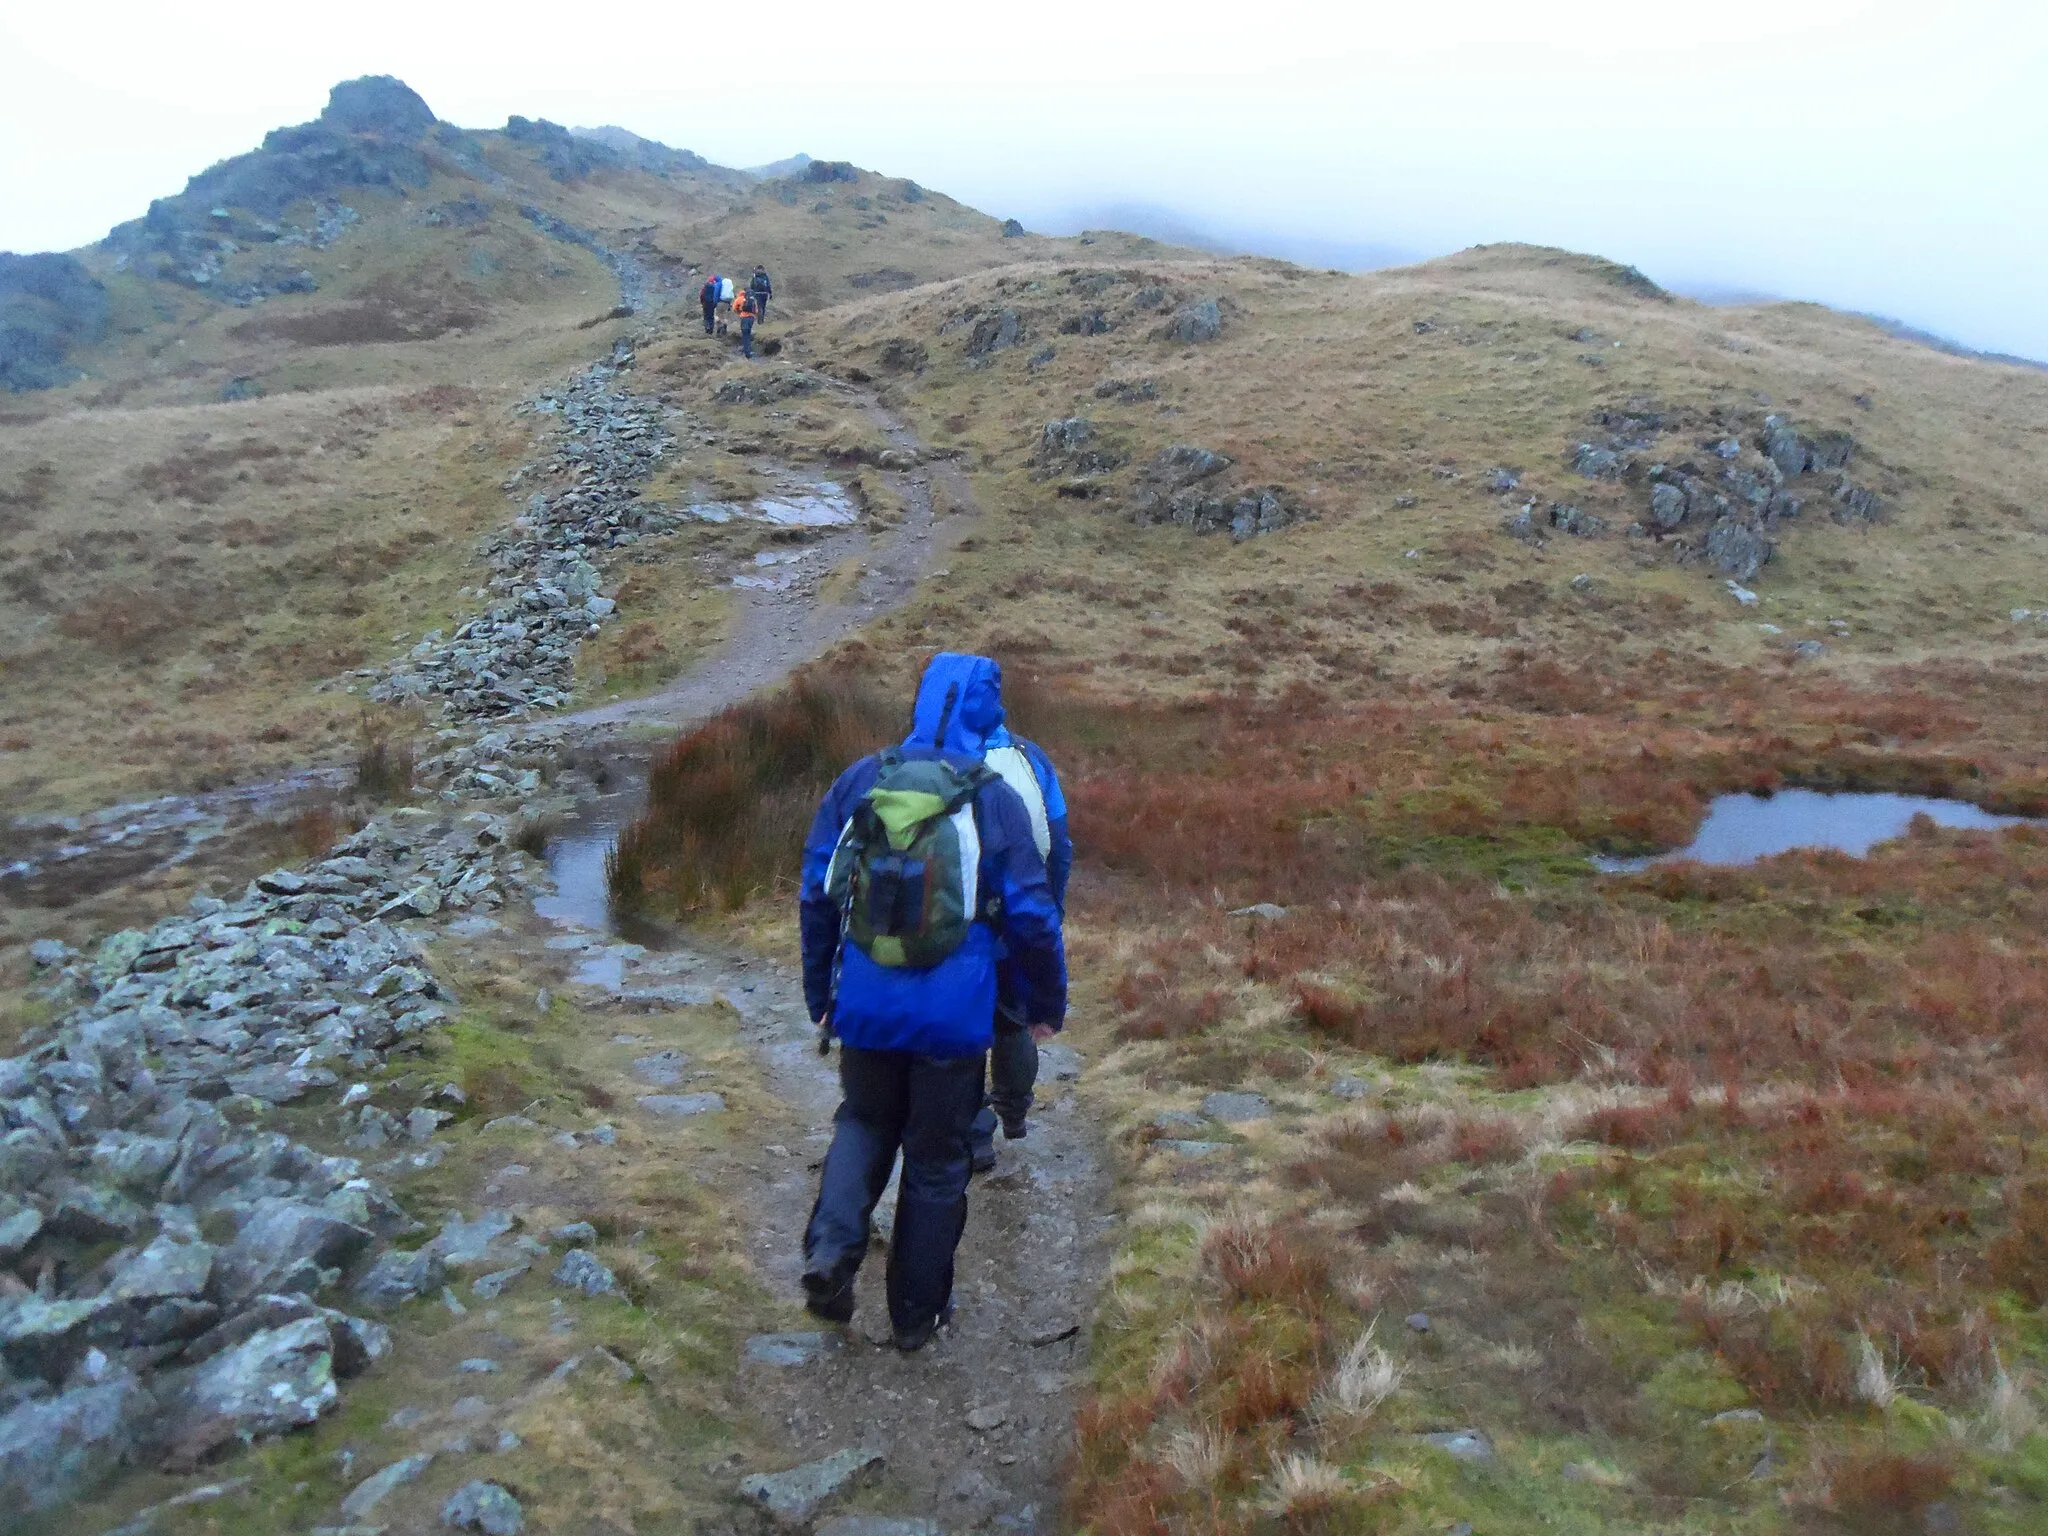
[799,655,1068,1057]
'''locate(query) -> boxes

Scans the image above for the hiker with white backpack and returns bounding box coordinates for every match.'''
[797,654,1068,1350]
[967,722,1071,1174]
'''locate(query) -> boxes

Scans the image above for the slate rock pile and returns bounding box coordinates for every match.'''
[1551,403,1886,582]
[516,206,661,313]
[367,354,672,720]
[0,809,538,1509]
[414,727,566,799]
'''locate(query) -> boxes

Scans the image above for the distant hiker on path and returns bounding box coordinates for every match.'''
[699,273,721,336]
[734,288,759,358]
[798,654,1068,1351]
[967,722,1071,1174]
[749,264,774,321]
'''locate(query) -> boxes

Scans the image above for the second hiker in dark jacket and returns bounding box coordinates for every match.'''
[797,654,1067,1349]
[699,275,721,336]
[749,265,773,321]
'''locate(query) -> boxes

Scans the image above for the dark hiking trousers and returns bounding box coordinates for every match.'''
[804,1045,984,1333]
[751,288,770,320]
[967,1018,1038,1160]
[740,315,755,358]
[701,298,716,334]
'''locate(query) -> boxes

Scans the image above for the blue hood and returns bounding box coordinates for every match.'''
[905,653,1005,757]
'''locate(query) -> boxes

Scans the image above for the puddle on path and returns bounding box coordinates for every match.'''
[1592,789,2043,872]
[532,767,646,943]
[686,481,859,528]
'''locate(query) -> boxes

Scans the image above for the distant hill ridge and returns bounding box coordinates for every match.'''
[0,76,763,392]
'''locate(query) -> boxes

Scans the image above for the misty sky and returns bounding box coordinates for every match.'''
[5,0,2044,359]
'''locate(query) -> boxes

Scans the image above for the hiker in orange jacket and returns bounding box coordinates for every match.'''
[733,289,758,359]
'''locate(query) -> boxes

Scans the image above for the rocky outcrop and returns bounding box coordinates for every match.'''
[965,309,1023,358]
[567,125,711,179]
[504,117,617,183]
[0,253,108,392]
[1161,298,1222,343]
[321,76,437,140]
[1032,418,1126,477]
[1554,402,1886,581]
[99,78,441,294]
[1125,443,1301,541]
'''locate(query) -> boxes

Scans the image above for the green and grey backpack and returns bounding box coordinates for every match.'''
[826,750,999,970]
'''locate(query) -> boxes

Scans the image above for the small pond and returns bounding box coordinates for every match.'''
[1590,789,2042,873]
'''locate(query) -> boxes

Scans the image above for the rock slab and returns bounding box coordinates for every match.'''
[739,1447,886,1527]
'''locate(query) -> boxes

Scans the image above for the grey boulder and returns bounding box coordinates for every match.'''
[1166,299,1222,343]
[0,1295,115,1381]
[551,1249,619,1297]
[166,1316,339,1466]
[429,1210,516,1268]
[217,1198,373,1302]
[0,1372,151,1514]
[442,1478,525,1533]
[109,1235,215,1302]
[739,1447,886,1527]
[352,1246,445,1308]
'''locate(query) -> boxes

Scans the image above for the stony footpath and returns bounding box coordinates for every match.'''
[0,803,566,1514]
[365,344,679,722]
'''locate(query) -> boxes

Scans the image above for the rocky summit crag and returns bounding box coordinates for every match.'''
[0,798,559,1510]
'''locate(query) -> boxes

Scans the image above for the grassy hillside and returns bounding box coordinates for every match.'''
[0,85,1174,814]
[616,246,2048,1532]
[787,245,2048,687]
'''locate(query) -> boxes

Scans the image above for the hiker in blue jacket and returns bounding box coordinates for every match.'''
[966,720,1072,1173]
[798,654,1068,1350]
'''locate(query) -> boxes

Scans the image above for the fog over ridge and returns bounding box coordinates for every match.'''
[2,0,2042,360]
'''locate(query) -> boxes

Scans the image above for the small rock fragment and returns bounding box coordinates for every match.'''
[341,1453,433,1520]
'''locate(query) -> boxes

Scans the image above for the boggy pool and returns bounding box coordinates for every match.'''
[1591,788,2043,873]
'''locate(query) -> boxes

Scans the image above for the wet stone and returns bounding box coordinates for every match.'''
[629,1050,689,1086]
[637,1092,725,1118]
[744,1332,840,1367]
[1421,1428,1494,1463]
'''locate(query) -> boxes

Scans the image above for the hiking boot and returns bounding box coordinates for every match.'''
[801,1265,856,1324]
[1000,1114,1028,1141]
[969,1142,997,1176]
[893,1302,956,1354]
